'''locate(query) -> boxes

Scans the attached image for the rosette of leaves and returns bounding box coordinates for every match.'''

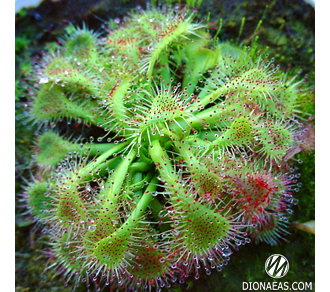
[22,4,314,292]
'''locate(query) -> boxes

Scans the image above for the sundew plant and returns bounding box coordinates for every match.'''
[19,4,315,292]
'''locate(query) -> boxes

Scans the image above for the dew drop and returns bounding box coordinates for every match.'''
[292,198,299,205]
[89,225,96,232]
[222,248,231,257]
[208,255,214,261]
[39,77,49,84]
